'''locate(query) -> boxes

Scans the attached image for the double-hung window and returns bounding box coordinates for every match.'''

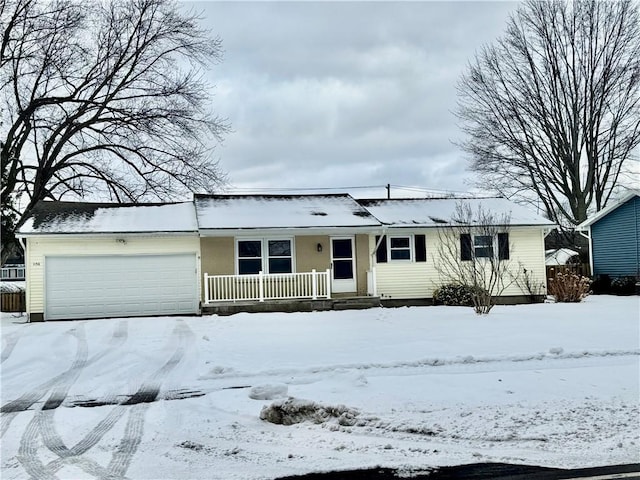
[473,235,494,258]
[267,240,292,273]
[237,239,293,274]
[238,240,263,275]
[460,233,509,261]
[375,234,427,263]
[389,236,411,260]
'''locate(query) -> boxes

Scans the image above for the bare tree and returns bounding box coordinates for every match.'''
[1,0,229,263]
[435,202,516,314]
[457,0,640,228]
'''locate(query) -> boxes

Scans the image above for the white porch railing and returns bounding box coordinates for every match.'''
[204,269,331,303]
[1,265,25,281]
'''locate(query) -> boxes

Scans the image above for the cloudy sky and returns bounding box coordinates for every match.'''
[192,1,518,198]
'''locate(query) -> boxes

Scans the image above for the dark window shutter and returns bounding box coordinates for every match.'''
[460,234,472,261]
[375,235,387,263]
[498,232,510,260]
[414,234,426,262]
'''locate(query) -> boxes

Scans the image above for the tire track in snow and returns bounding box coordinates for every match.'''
[17,409,57,480]
[1,321,128,428]
[9,320,126,479]
[102,320,195,479]
[1,331,20,364]
[200,348,640,382]
[106,403,149,479]
[1,324,88,438]
[18,319,193,480]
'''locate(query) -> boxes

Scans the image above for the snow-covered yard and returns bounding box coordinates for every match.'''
[1,295,638,479]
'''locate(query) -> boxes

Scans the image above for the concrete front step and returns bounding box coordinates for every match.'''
[202,296,380,316]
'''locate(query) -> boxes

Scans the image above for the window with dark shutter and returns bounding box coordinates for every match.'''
[375,235,387,263]
[460,234,472,261]
[414,234,426,262]
[498,232,510,260]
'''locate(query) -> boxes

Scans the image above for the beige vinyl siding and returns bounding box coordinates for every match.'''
[372,227,547,299]
[26,235,200,314]
[201,237,235,276]
[295,235,331,273]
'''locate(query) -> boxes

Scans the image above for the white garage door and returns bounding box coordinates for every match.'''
[45,254,198,320]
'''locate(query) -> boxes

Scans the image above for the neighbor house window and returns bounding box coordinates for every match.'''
[389,236,411,260]
[237,238,293,274]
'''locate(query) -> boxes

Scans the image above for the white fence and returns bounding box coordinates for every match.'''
[1,265,25,281]
[204,270,331,303]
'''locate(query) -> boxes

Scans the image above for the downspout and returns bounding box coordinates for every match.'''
[578,227,593,278]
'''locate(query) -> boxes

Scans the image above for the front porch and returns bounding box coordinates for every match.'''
[202,269,380,315]
[204,270,333,303]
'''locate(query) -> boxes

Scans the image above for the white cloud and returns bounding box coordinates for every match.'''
[193,1,518,195]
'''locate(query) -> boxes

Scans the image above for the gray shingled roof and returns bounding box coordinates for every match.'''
[18,201,197,234]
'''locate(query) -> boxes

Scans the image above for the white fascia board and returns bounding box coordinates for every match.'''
[577,190,640,229]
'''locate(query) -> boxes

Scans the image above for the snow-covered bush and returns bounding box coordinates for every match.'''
[548,272,591,302]
[433,283,477,306]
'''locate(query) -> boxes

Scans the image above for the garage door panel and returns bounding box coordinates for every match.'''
[45,254,198,320]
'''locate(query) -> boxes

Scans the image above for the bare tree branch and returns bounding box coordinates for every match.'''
[457,0,640,228]
[1,0,229,263]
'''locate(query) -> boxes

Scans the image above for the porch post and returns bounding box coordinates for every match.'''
[258,271,264,302]
[204,273,210,304]
[312,269,317,300]
[325,268,331,299]
[372,266,377,296]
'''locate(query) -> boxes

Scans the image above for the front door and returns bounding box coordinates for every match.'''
[331,237,356,293]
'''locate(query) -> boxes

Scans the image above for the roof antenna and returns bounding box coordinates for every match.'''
[386,183,390,199]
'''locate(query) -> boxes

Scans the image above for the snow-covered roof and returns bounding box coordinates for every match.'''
[195,194,381,231]
[576,190,640,229]
[545,248,580,266]
[18,201,197,235]
[16,194,556,236]
[358,197,555,227]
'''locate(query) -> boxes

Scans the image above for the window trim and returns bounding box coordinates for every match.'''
[237,239,263,275]
[461,233,509,261]
[235,237,295,275]
[473,234,494,259]
[388,235,413,261]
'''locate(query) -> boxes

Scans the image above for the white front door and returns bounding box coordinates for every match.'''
[331,237,356,293]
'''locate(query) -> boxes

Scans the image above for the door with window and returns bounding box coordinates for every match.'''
[331,237,356,293]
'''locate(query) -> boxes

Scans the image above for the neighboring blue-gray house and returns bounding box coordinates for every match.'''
[577,190,640,279]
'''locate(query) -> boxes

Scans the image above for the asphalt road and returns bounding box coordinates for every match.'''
[277,463,640,480]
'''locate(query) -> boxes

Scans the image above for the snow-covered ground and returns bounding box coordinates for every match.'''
[1,296,638,479]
